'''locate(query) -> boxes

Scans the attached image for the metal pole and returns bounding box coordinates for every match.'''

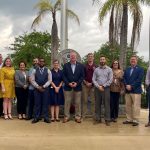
[60,0,68,51]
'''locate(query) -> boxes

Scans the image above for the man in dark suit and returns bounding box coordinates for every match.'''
[63,51,84,123]
[123,55,144,126]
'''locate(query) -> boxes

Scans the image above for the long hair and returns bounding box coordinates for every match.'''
[111,60,121,69]
[2,57,12,67]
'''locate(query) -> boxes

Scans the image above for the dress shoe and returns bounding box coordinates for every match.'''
[56,118,60,122]
[63,117,69,123]
[93,119,102,125]
[123,120,133,124]
[44,119,50,123]
[51,118,55,122]
[105,120,110,126]
[111,118,117,122]
[132,122,139,126]
[75,118,81,123]
[145,122,150,127]
[18,114,22,120]
[26,117,32,120]
[22,114,26,119]
[32,119,39,124]
[113,119,117,122]
[8,113,13,120]
[4,114,8,120]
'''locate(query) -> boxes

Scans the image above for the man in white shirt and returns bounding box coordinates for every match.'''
[31,58,52,123]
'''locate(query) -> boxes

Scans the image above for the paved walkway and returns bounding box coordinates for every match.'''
[0,110,150,150]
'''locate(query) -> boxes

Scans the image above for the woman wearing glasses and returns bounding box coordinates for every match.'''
[110,60,124,122]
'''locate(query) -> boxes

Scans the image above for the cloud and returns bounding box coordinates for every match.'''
[0,0,150,62]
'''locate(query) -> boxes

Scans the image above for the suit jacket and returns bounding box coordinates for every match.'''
[123,65,144,94]
[63,62,84,91]
[15,70,29,88]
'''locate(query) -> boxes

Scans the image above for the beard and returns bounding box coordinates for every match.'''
[100,62,105,66]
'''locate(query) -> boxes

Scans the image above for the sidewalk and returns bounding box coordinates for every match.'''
[0,109,150,150]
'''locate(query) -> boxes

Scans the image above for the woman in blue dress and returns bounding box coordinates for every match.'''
[50,60,64,122]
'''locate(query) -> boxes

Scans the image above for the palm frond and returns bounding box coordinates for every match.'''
[139,0,150,6]
[34,0,53,12]
[31,9,50,28]
[129,1,143,50]
[67,9,80,25]
[54,0,61,11]
[92,0,100,5]
[98,0,116,25]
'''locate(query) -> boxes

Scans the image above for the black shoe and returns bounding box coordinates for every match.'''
[93,119,102,125]
[105,120,110,126]
[32,119,39,124]
[44,119,51,123]
[111,118,117,122]
[123,120,133,124]
[56,119,60,122]
[26,117,32,120]
[51,119,55,122]
[132,122,139,126]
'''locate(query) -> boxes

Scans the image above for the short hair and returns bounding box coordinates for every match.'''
[130,55,138,60]
[19,61,27,67]
[87,53,93,57]
[38,57,45,61]
[100,55,106,59]
[53,59,59,64]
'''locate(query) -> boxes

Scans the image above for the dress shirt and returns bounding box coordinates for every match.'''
[71,63,76,74]
[92,65,113,88]
[146,67,150,86]
[31,67,52,88]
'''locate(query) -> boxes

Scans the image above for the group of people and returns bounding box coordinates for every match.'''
[0,52,150,127]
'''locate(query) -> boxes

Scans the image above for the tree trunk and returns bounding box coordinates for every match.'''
[119,3,128,70]
[51,12,59,68]
[114,6,122,45]
[131,11,138,52]
[109,5,114,47]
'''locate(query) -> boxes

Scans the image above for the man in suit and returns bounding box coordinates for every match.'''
[123,55,144,126]
[63,51,84,123]
[31,58,52,123]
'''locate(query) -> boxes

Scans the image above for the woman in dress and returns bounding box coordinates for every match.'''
[50,60,64,122]
[110,60,124,122]
[15,61,29,119]
[1,57,15,120]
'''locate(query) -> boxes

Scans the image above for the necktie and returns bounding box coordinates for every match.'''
[40,68,43,74]
[130,67,134,76]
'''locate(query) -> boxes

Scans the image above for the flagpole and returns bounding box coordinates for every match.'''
[60,0,68,51]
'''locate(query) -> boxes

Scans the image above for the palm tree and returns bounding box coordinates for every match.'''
[93,0,150,69]
[31,0,80,66]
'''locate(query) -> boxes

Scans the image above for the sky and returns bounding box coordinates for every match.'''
[0,0,150,61]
